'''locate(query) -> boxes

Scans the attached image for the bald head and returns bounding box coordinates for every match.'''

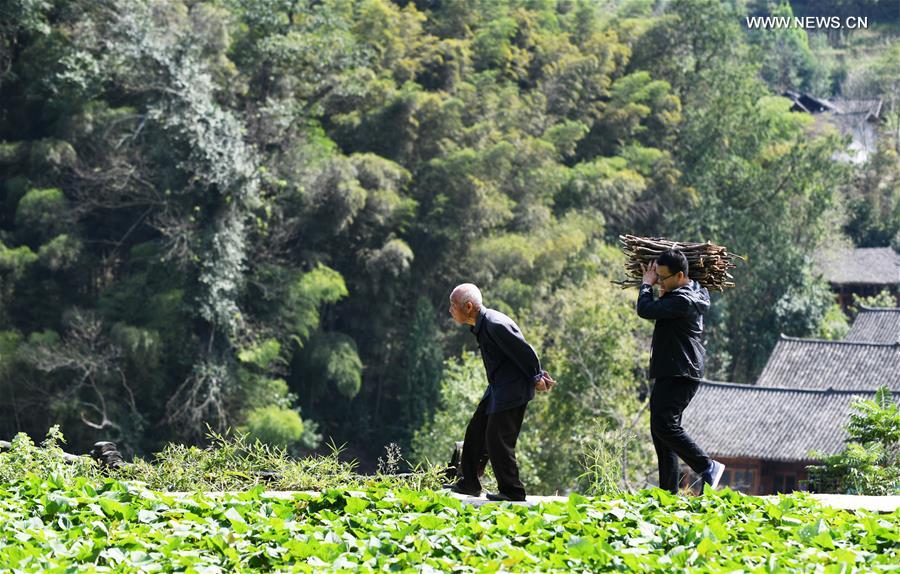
[449,283,482,325]
[451,283,482,307]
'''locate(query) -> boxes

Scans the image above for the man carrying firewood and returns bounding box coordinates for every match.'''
[638,249,725,494]
[445,283,555,501]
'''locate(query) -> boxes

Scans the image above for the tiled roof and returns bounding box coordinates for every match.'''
[784,93,883,119]
[682,382,892,462]
[831,98,883,119]
[756,336,900,391]
[813,247,899,286]
[845,307,900,344]
[783,91,837,113]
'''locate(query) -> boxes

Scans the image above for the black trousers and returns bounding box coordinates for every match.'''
[650,376,711,493]
[459,395,528,500]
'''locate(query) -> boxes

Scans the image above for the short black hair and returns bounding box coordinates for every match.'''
[656,249,689,276]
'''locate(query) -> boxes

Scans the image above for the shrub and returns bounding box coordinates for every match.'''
[241,406,304,449]
[577,422,640,496]
[0,426,100,484]
[807,386,899,495]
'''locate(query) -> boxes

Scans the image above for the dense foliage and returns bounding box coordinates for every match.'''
[0,0,897,492]
[0,477,897,571]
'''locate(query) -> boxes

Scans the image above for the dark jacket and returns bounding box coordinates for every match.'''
[636,280,710,380]
[472,307,543,414]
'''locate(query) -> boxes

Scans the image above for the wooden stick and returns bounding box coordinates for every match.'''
[614,235,743,291]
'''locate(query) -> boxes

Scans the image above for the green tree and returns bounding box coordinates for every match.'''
[844,143,900,249]
[393,297,444,445]
[523,258,654,493]
[747,2,830,94]
[672,63,844,382]
[0,0,883,468]
[411,352,485,467]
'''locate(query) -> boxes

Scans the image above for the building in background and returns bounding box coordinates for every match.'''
[845,306,900,343]
[814,246,899,308]
[783,91,884,164]
[682,383,885,494]
[679,312,899,495]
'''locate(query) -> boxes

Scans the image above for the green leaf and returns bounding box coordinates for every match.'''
[344,497,369,514]
[224,507,249,533]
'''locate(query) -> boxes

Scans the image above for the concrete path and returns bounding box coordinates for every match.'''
[166,490,899,513]
[781,494,900,513]
[443,492,900,513]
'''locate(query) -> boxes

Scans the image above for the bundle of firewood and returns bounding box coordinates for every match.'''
[612,235,743,292]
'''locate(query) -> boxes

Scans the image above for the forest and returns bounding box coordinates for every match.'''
[1,0,898,492]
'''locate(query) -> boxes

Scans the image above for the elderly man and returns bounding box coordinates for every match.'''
[446,283,555,501]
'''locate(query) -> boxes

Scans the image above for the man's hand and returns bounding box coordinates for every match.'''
[536,370,557,392]
[641,262,658,285]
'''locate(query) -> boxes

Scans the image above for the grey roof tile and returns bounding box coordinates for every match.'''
[813,247,899,286]
[682,382,893,462]
[845,306,900,344]
[831,98,883,118]
[756,336,900,391]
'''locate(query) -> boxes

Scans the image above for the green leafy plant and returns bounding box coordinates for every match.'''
[577,423,640,496]
[808,386,900,495]
[2,427,445,495]
[0,426,101,484]
[0,478,896,571]
[851,289,898,314]
[118,430,361,492]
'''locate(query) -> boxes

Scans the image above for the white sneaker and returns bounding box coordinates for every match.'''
[702,460,725,489]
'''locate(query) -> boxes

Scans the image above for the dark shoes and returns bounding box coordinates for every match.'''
[486,491,526,502]
[442,481,527,501]
[701,459,725,489]
[444,482,482,497]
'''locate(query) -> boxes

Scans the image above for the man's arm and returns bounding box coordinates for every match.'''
[636,261,690,320]
[486,319,543,384]
[636,284,690,319]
